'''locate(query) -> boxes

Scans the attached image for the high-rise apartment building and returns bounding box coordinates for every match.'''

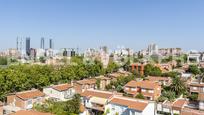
[41,37,45,49]
[49,39,53,49]
[147,43,158,55]
[26,37,31,56]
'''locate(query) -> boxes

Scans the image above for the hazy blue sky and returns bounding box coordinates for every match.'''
[0,0,204,51]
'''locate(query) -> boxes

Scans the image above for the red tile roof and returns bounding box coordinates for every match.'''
[190,83,204,87]
[52,84,73,91]
[110,97,148,112]
[125,80,160,89]
[124,90,137,95]
[76,79,96,85]
[16,89,45,100]
[80,90,113,99]
[95,76,111,80]
[181,107,204,115]
[172,99,186,111]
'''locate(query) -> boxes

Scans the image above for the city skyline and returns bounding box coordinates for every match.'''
[0,0,204,51]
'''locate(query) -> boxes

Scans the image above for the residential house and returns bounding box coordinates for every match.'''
[108,71,131,81]
[74,79,97,94]
[124,80,161,100]
[181,107,204,115]
[7,89,45,109]
[117,70,132,76]
[186,79,204,111]
[95,76,111,90]
[157,99,187,115]
[181,73,193,84]
[156,63,173,72]
[199,62,204,68]
[43,83,75,101]
[147,76,171,86]
[189,82,204,94]
[108,73,123,81]
[80,89,117,114]
[172,99,187,114]
[198,92,204,111]
[106,96,155,115]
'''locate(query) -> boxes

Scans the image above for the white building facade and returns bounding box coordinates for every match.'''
[43,84,75,101]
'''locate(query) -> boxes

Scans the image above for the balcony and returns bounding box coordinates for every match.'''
[85,97,107,112]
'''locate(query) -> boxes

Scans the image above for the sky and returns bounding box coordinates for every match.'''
[0,0,204,51]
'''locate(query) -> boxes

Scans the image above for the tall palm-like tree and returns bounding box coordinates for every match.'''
[170,76,187,96]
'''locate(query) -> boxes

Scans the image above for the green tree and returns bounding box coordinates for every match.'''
[138,53,143,59]
[105,75,134,92]
[34,94,81,115]
[183,54,188,63]
[133,58,139,63]
[188,93,198,101]
[116,85,123,92]
[71,56,83,64]
[106,61,119,73]
[187,65,201,75]
[123,59,130,71]
[144,64,162,76]
[162,91,176,102]
[151,54,160,63]
[200,68,204,73]
[39,56,46,63]
[162,71,180,78]
[0,58,107,101]
[157,96,168,102]
[176,59,182,68]
[0,56,8,65]
[135,93,145,99]
[170,76,187,96]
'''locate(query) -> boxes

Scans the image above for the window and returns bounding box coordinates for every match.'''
[27,100,32,105]
[130,110,135,115]
[70,89,72,95]
[141,89,146,92]
[64,91,70,99]
[37,97,42,102]
[193,87,198,90]
[131,88,137,91]
[125,87,129,90]
[112,107,115,111]
[148,90,154,93]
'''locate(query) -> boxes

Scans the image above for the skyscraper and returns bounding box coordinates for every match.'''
[49,39,53,49]
[26,37,31,56]
[71,49,76,57]
[41,37,45,49]
[147,43,158,55]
